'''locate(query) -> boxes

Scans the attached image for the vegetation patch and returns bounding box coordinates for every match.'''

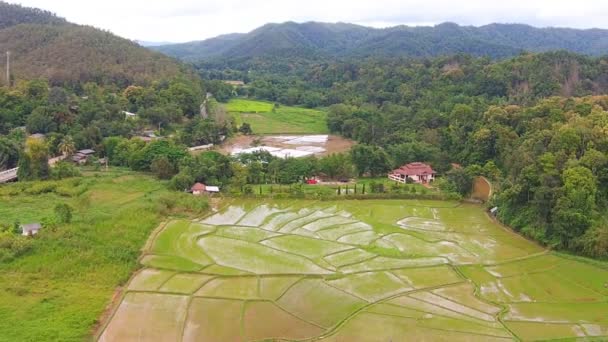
[227,99,329,134]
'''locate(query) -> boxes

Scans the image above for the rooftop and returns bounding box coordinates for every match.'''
[21,223,42,233]
[391,162,436,176]
[191,183,206,191]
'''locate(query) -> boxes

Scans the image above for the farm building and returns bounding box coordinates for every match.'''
[21,223,42,237]
[224,80,245,87]
[191,183,220,196]
[389,162,436,184]
[72,149,96,164]
[191,183,206,195]
[122,111,137,119]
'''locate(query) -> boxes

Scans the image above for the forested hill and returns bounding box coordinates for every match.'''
[153,21,608,62]
[0,2,66,29]
[0,1,193,86]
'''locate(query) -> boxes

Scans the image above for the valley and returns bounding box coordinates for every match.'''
[1,1,608,341]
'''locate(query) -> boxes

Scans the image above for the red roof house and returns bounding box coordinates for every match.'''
[389,162,436,184]
[191,183,207,195]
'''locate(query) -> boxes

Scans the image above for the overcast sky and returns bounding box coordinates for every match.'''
[10,0,608,43]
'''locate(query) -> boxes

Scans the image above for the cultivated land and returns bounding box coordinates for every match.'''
[0,170,207,341]
[226,99,329,134]
[100,199,608,341]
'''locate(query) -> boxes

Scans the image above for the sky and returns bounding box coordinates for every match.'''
[10,0,608,43]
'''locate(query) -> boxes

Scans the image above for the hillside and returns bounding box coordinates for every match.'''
[0,2,66,29]
[0,1,193,86]
[153,21,608,61]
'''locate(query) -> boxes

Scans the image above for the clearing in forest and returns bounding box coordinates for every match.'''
[99,199,608,341]
[226,99,329,134]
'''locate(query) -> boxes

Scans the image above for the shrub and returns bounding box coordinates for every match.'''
[54,203,73,223]
[157,193,209,215]
[169,172,194,191]
[23,181,58,195]
[0,235,34,262]
[51,162,81,180]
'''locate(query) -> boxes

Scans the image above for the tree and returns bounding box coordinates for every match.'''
[0,137,20,170]
[169,172,194,191]
[151,156,176,179]
[239,123,253,135]
[318,153,354,180]
[17,138,49,181]
[350,144,391,177]
[54,203,73,224]
[26,106,56,134]
[445,167,474,196]
[58,135,76,157]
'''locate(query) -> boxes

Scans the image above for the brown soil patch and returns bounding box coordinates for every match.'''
[471,177,492,202]
[217,134,355,157]
[323,135,355,155]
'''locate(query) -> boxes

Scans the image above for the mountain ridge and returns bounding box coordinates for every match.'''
[151,21,608,61]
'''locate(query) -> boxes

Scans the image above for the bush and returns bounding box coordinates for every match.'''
[51,162,81,180]
[54,203,73,223]
[23,181,58,195]
[169,172,194,191]
[0,234,34,262]
[157,193,209,215]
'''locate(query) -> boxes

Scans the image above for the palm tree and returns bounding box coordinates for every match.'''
[58,135,76,157]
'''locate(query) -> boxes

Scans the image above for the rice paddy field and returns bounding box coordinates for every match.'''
[226,99,329,134]
[99,199,608,341]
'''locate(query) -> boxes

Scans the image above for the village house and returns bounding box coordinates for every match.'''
[72,149,96,165]
[21,223,42,237]
[389,162,436,184]
[191,183,206,195]
[191,183,221,196]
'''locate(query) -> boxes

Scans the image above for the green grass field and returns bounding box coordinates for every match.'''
[226,98,329,134]
[0,170,208,341]
[100,199,608,341]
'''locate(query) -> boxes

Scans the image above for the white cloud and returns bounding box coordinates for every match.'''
[10,0,608,42]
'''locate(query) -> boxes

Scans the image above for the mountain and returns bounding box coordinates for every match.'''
[0,2,193,86]
[152,21,608,62]
[136,40,176,47]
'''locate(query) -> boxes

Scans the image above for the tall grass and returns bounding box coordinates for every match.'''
[0,170,208,340]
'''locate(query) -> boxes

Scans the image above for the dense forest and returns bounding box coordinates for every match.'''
[0,77,232,173]
[154,21,608,61]
[0,2,66,29]
[0,1,194,86]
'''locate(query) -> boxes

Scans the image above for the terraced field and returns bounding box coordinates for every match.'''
[99,200,608,341]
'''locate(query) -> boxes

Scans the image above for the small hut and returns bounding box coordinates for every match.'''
[21,223,42,237]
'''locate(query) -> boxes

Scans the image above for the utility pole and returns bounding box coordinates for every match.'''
[5,51,10,88]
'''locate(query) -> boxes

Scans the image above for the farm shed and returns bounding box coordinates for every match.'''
[21,223,42,236]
